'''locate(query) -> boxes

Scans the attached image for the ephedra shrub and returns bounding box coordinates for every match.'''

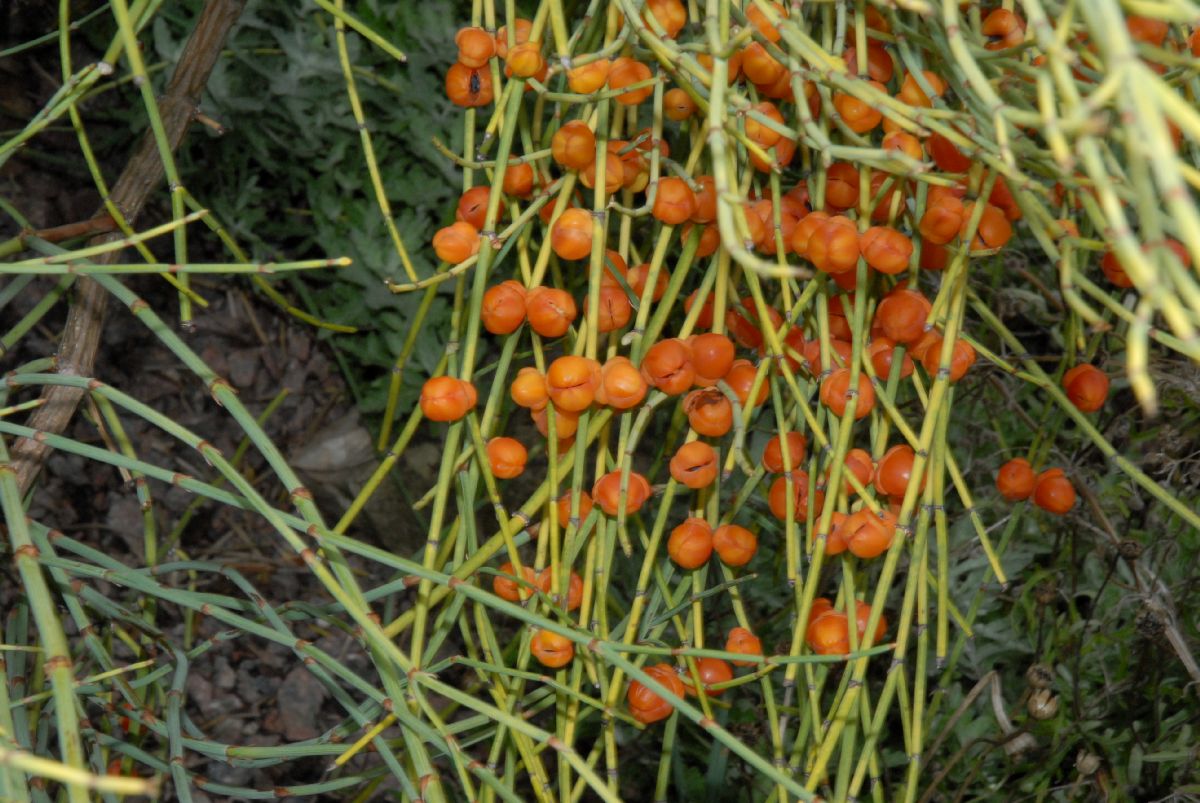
[3,0,1200,801]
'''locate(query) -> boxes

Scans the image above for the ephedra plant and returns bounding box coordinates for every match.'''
[2,0,1200,801]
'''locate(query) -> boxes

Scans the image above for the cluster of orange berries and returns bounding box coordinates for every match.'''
[422,0,1159,731]
[992,362,1110,515]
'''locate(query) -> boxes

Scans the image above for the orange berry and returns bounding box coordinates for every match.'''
[609,58,654,105]
[626,263,669,302]
[627,663,685,724]
[551,208,594,261]
[874,288,931,345]
[669,441,719,489]
[663,87,698,120]
[982,8,1025,50]
[806,609,850,654]
[996,457,1036,501]
[962,202,1013,251]
[580,151,624,196]
[482,280,527,335]
[807,216,861,274]
[740,42,785,85]
[642,338,695,395]
[556,491,593,523]
[495,19,532,59]
[834,81,886,134]
[1062,364,1109,413]
[525,287,577,338]
[502,162,535,197]
[691,175,718,224]
[493,561,536,601]
[597,356,649,410]
[745,101,785,148]
[530,629,574,668]
[712,524,757,567]
[667,518,714,569]
[510,367,549,411]
[791,211,831,257]
[725,359,768,408]
[843,509,898,558]
[567,59,611,94]
[592,470,652,516]
[551,120,597,170]
[420,376,478,422]
[725,627,763,667]
[882,131,923,162]
[820,368,875,420]
[860,226,913,274]
[762,432,807,473]
[546,355,601,412]
[683,388,734,437]
[874,444,918,498]
[845,41,895,83]
[868,336,913,380]
[455,26,496,68]
[919,196,965,245]
[643,0,687,38]
[682,657,733,697]
[456,185,492,230]
[535,568,583,611]
[589,285,633,332]
[927,131,971,173]
[506,40,545,79]
[746,1,785,41]
[689,333,735,380]
[531,405,580,439]
[896,70,947,108]
[839,448,875,496]
[919,335,976,383]
[445,63,494,107]
[487,437,528,479]
[432,221,481,264]
[1033,468,1075,515]
[652,177,698,225]
[767,472,824,521]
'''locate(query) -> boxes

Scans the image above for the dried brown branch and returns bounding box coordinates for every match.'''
[11,0,246,494]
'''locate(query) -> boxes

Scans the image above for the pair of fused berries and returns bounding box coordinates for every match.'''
[995,458,1077,514]
[626,626,762,724]
[806,598,888,655]
[447,21,547,108]
[667,519,757,568]
[492,563,583,609]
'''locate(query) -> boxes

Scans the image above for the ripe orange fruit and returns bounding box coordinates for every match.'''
[669,441,718,489]
[445,63,494,107]
[530,628,574,668]
[682,657,733,697]
[567,59,611,94]
[652,177,698,225]
[609,58,654,105]
[592,470,652,516]
[455,26,495,67]
[996,457,1036,501]
[712,524,757,566]
[762,432,807,473]
[843,509,898,559]
[597,357,649,410]
[510,367,549,410]
[481,280,527,335]
[420,376,478,422]
[683,388,734,437]
[551,208,594,261]
[820,368,875,419]
[486,437,528,479]
[725,626,763,666]
[667,518,714,569]
[493,561,536,601]
[1062,364,1109,413]
[525,287,577,338]
[546,356,601,412]
[627,663,685,724]
[725,359,768,407]
[432,221,481,264]
[551,121,597,170]
[1033,468,1075,515]
[642,339,695,395]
